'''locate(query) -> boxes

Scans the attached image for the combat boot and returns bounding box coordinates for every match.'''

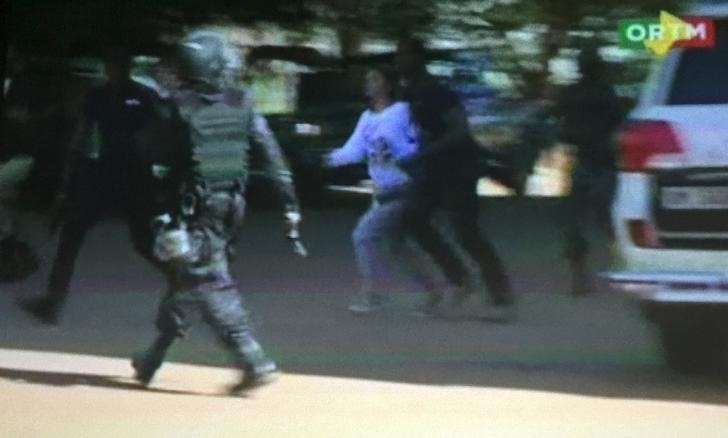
[17,296,62,325]
[131,334,176,387]
[131,353,158,387]
[229,360,279,395]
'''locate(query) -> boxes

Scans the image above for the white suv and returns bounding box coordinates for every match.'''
[607,5,728,372]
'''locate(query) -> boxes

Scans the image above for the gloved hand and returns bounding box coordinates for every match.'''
[284,209,302,229]
[284,207,307,257]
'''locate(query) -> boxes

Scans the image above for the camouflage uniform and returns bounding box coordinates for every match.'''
[133,84,299,391]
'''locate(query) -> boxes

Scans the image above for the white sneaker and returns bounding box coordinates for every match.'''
[348,292,383,315]
[348,302,380,315]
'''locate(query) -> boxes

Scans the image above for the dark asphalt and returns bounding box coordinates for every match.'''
[2,196,728,406]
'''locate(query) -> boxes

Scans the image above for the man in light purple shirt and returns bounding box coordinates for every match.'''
[327,100,418,196]
[326,68,442,314]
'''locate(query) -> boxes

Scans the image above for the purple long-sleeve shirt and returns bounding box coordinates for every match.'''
[326,102,419,192]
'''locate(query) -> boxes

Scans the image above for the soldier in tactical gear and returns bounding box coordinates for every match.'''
[131,31,302,393]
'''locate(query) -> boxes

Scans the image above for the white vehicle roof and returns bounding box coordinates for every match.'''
[687,2,728,17]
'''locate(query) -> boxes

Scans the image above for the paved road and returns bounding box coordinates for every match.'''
[2,198,728,436]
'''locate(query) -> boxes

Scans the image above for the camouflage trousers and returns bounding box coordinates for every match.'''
[137,287,271,376]
[137,186,272,376]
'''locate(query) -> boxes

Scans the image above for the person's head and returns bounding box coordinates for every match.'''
[154,56,182,96]
[395,37,427,81]
[364,67,398,104]
[177,30,229,86]
[577,46,604,81]
[103,47,132,85]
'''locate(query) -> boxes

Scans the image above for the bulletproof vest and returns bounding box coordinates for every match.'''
[179,90,252,182]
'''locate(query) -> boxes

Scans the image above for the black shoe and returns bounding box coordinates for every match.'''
[571,272,593,296]
[131,354,156,387]
[17,297,60,325]
[229,361,279,395]
[474,303,517,324]
[451,285,475,307]
[411,290,445,318]
[570,259,592,296]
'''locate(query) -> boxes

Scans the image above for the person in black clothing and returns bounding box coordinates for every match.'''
[19,47,175,324]
[1,48,45,282]
[395,38,514,321]
[3,49,73,210]
[554,46,622,296]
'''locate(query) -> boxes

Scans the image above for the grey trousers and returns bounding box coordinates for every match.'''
[352,197,439,294]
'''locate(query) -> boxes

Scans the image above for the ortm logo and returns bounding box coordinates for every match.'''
[619,11,715,56]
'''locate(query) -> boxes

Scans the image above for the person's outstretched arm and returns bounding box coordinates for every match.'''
[324,111,368,168]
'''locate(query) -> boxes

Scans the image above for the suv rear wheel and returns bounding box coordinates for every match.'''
[641,302,728,373]
[658,323,723,373]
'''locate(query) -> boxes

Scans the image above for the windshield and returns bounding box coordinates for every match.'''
[668,19,728,105]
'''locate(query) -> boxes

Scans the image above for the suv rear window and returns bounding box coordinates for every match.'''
[669,19,728,105]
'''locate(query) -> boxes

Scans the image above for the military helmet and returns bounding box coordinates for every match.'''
[178,30,230,84]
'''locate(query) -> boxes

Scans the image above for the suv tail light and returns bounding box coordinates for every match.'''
[618,120,682,172]
[628,220,661,248]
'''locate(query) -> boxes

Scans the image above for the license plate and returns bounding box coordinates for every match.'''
[661,186,728,210]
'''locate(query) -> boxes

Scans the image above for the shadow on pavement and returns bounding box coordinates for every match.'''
[282,356,728,406]
[0,367,227,398]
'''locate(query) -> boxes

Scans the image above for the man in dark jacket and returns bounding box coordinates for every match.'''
[396,38,514,321]
[554,46,622,295]
[19,47,170,324]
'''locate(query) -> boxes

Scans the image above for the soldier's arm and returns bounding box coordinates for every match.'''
[58,87,104,197]
[47,108,92,232]
[57,112,91,196]
[249,111,299,211]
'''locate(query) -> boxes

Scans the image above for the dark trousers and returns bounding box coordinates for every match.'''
[45,159,162,305]
[563,167,616,278]
[404,177,513,306]
[45,208,155,301]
